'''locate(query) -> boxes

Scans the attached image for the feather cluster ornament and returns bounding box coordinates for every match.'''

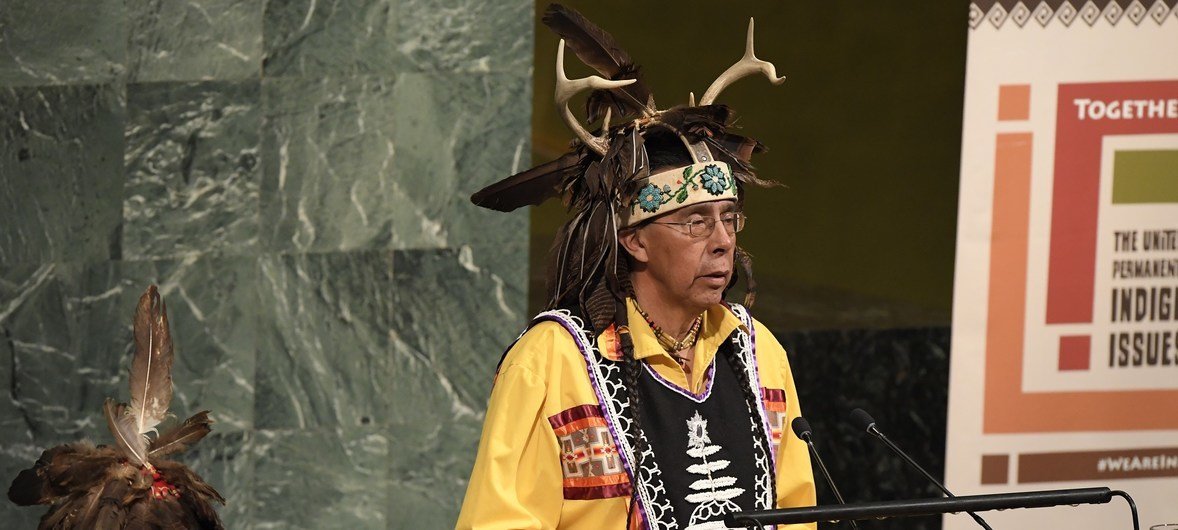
[473,4,788,329]
[7,285,224,529]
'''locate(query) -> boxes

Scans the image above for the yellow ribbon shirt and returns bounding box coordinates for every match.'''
[456,300,817,529]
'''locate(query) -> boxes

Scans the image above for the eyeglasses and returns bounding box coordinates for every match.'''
[649,212,747,238]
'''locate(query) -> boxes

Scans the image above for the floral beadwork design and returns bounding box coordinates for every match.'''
[629,163,732,216]
[700,164,729,195]
[637,183,667,213]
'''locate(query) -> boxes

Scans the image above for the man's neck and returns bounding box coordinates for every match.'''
[631,283,703,340]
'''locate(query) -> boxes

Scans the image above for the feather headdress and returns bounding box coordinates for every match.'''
[472,3,786,332]
[8,285,224,529]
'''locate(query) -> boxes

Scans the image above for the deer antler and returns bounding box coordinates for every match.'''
[555,39,637,156]
[698,19,785,106]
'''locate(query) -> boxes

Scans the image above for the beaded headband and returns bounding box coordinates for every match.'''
[622,137,737,226]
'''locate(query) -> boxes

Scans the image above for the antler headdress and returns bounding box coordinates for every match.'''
[472,4,786,332]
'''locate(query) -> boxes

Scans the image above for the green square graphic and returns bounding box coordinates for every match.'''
[1112,149,1178,204]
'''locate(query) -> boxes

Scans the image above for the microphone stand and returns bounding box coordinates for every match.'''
[850,408,993,530]
[794,425,858,529]
[866,424,992,530]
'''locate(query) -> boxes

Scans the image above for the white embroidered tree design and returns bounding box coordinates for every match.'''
[684,411,745,530]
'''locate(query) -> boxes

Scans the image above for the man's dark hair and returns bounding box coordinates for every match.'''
[643,129,694,172]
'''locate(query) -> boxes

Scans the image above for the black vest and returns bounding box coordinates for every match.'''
[531,305,776,530]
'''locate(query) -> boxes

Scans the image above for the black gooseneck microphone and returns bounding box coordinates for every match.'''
[849,408,994,530]
[791,416,860,529]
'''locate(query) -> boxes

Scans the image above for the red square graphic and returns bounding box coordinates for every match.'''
[1058,335,1090,371]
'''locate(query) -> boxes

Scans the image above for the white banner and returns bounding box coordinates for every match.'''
[947,1,1178,528]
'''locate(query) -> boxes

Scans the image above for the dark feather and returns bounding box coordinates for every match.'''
[549,204,600,308]
[38,497,72,529]
[149,411,213,458]
[627,126,648,179]
[155,460,226,507]
[572,203,607,302]
[547,200,596,309]
[104,398,147,468]
[654,105,732,135]
[584,64,650,123]
[547,190,628,334]
[598,131,628,196]
[73,478,132,529]
[179,494,226,530]
[583,273,621,334]
[705,135,780,188]
[128,286,174,441]
[715,132,766,163]
[542,4,653,120]
[43,445,127,503]
[122,501,154,530]
[8,443,122,507]
[470,151,585,211]
[614,126,645,185]
[735,246,757,307]
[581,159,606,201]
[9,467,46,506]
[24,453,226,529]
[542,4,631,77]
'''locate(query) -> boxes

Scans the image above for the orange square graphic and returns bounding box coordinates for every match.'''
[998,84,1030,121]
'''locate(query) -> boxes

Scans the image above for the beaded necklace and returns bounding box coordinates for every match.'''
[633,299,704,366]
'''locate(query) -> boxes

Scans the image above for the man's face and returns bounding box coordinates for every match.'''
[623,200,738,313]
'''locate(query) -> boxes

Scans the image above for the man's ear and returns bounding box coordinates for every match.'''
[618,227,650,264]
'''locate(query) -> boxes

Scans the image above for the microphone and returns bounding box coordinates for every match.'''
[849,408,994,530]
[791,416,859,529]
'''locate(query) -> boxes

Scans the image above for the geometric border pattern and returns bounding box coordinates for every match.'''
[760,387,789,460]
[970,0,1178,29]
[549,404,632,500]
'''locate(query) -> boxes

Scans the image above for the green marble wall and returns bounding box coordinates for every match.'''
[0,1,532,528]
